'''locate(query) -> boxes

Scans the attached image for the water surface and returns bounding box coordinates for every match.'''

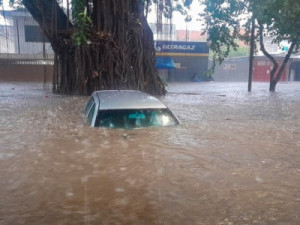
[1,82,300,225]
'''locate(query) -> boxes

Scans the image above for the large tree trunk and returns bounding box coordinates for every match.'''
[23,0,165,96]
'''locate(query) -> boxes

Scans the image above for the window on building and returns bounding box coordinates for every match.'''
[24,25,49,42]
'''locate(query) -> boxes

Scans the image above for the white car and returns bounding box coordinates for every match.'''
[84,90,179,129]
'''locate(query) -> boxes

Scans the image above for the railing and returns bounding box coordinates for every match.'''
[0,59,54,65]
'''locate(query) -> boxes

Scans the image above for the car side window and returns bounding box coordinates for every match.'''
[85,97,95,115]
[87,103,96,125]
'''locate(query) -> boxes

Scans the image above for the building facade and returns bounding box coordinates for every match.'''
[155,41,209,82]
[212,55,300,82]
[0,10,53,82]
[0,9,53,56]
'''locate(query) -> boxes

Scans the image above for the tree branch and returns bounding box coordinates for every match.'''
[23,0,73,41]
[259,23,278,81]
[274,40,297,83]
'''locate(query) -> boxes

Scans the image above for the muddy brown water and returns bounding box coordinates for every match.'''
[1,82,300,225]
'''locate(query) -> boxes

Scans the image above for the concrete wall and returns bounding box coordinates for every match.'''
[0,58,53,82]
[0,64,53,82]
[290,59,300,81]
[0,10,53,55]
[0,25,15,53]
[12,17,53,54]
[211,57,249,82]
[170,56,209,82]
[210,56,297,82]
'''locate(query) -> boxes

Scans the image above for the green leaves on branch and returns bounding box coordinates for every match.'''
[202,0,300,69]
[72,8,92,46]
[0,0,22,7]
[256,0,300,44]
[173,0,193,22]
[202,0,246,72]
[151,0,193,22]
[72,0,92,46]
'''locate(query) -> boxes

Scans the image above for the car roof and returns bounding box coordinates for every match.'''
[93,90,167,110]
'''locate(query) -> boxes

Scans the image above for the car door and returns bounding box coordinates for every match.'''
[85,97,96,126]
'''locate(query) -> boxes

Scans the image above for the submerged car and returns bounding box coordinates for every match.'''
[84,90,179,129]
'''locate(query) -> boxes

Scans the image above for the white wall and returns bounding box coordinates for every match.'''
[0,19,15,53]
[1,10,53,56]
[13,17,53,55]
[0,33,15,53]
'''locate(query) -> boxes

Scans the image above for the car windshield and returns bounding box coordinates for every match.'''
[95,108,178,129]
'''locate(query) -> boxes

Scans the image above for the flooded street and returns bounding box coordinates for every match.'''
[1,82,300,225]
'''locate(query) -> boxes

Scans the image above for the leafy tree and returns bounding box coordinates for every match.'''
[256,0,300,91]
[0,0,192,95]
[202,0,300,91]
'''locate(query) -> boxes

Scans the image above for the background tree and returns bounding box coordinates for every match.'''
[256,0,300,91]
[202,0,246,69]
[202,0,300,92]
[0,0,193,95]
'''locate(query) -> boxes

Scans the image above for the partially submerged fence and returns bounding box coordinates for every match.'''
[0,55,54,82]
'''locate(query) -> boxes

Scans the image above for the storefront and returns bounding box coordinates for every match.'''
[253,56,288,82]
[155,41,209,82]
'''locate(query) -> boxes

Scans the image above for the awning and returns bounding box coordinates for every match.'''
[156,57,176,69]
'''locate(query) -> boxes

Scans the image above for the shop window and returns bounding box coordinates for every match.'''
[24,25,49,42]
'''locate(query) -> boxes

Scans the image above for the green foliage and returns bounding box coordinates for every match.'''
[151,0,194,22]
[201,0,248,67]
[72,0,85,23]
[72,7,92,46]
[228,45,249,57]
[256,0,300,45]
[202,0,300,68]
[174,0,193,22]
[71,0,92,46]
[209,44,250,58]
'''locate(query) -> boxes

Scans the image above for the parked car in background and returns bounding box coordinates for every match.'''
[84,90,179,129]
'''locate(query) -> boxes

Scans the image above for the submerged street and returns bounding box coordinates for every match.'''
[1,82,300,225]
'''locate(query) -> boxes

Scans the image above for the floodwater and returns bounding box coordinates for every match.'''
[1,82,300,225]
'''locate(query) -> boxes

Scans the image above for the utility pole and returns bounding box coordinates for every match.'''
[248,15,255,92]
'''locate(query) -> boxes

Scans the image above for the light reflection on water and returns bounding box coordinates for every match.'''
[1,82,300,225]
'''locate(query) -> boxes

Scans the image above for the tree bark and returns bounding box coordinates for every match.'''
[269,41,296,91]
[23,0,72,41]
[259,23,278,92]
[259,24,296,92]
[274,41,296,84]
